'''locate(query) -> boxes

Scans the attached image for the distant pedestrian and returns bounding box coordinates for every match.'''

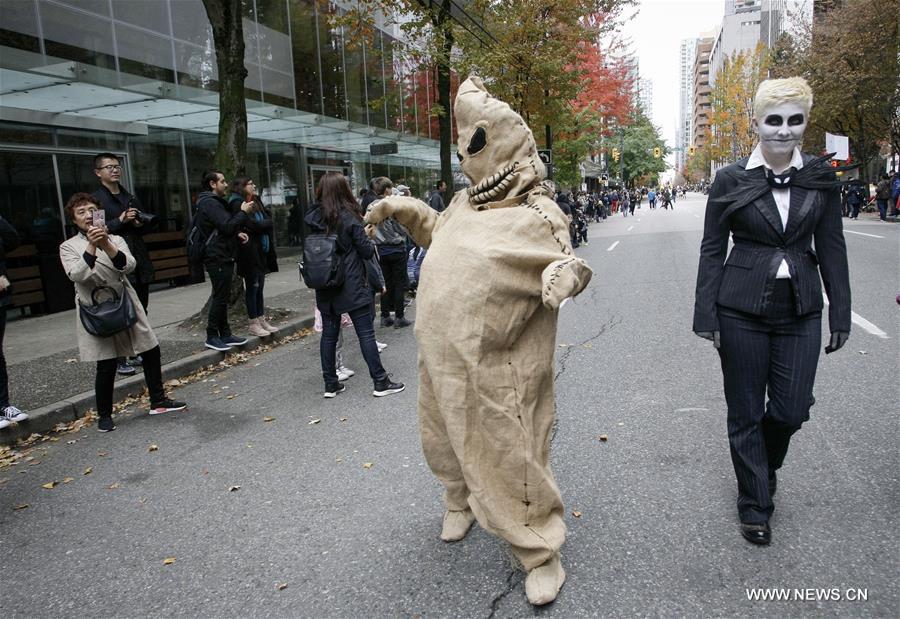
[846,180,865,219]
[875,173,891,221]
[368,177,412,329]
[428,180,447,212]
[229,177,279,338]
[59,193,186,432]
[194,170,254,352]
[305,172,404,399]
[648,189,657,209]
[0,214,28,430]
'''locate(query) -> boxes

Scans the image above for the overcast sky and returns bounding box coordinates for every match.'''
[621,0,725,147]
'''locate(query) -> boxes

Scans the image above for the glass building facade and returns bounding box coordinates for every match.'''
[0,0,454,312]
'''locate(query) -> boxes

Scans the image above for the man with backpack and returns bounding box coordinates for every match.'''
[191,170,254,352]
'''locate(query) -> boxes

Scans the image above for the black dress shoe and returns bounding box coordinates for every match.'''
[741,522,771,545]
[769,471,777,497]
[381,316,394,327]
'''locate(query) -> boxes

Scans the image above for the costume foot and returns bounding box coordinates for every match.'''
[525,555,566,606]
[440,509,475,542]
[741,522,771,545]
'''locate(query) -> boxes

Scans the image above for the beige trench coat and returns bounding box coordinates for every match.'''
[59,233,158,362]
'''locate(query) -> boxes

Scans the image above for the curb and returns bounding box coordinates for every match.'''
[1,314,315,446]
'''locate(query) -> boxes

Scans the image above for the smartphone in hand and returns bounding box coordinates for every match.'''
[92,209,106,228]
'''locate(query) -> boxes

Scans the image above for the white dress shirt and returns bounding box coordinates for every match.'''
[744,145,804,279]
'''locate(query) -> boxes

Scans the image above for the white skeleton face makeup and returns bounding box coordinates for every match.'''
[753,102,807,162]
[454,76,546,204]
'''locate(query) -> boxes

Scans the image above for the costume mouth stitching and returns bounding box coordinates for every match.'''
[468,163,516,204]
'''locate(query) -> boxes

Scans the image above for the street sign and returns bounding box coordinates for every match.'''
[538,149,553,166]
[370,142,398,156]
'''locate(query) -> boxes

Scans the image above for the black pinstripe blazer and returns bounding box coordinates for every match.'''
[693,154,851,334]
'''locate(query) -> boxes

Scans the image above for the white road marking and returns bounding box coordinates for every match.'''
[822,293,889,338]
[627,225,634,231]
[844,230,884,239]
[607,241,619,252]
[674,407,709,413]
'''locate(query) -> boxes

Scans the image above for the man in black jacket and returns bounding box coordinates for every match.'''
[694,77,850,546]
[0,215,28,428]
[92,152,155,375]
[428,180,446,212]
[195,170,253,352]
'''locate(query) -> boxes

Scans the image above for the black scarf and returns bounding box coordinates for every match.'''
[712,152,839,224]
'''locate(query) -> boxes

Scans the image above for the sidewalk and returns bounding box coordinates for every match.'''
[2,254,316,443]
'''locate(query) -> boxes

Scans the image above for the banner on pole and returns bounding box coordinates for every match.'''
[825,133,849,160]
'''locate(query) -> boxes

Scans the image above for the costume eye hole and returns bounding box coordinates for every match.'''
[456,151,464,162]
[787,114,805,126]
[467,127,487,155]
[764,115,783,126]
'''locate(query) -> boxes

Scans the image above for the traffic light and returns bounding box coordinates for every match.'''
[688,146,696,156]
[830,160,839,167]
[612,148,620,162]
[653,147,661,158]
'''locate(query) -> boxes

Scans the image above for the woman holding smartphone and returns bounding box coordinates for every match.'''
[59,193,186,432]
[229,177,279,337]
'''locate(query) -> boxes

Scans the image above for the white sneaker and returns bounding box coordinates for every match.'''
[3,405,28,423]
[376,341,387,352]
[0,417,9,430]
[337,366,355,381]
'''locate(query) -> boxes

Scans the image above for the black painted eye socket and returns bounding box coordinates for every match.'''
[764,115,783,126]
[467,127,487,155]
[456,151,463,162]
[787,114,805,126]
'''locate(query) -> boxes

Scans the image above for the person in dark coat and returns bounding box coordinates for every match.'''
[693,77,850,546]
[304,171,404,399]
[0,215,28,428]
[229,177,279,337]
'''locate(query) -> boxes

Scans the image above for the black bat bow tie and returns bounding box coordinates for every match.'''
[766,167,796,188]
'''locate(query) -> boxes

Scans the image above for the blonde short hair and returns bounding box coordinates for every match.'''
[753,77,813,120]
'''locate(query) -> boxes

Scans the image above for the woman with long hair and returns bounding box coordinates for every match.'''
[229,176,279,337]
[304,172,404,398]
[59,193,186,432]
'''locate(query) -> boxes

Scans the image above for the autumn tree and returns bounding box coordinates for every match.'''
[770,0,899,181]
[620,110,668,187]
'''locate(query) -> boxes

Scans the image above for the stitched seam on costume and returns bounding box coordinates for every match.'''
[522,200,571,256]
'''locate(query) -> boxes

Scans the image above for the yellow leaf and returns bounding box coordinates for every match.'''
[163,557,176,565]
[107,482,120,489]
[598,434,608,442]
[13,503,29,510]
[84,467,93,475]
[362,462,373,469]
[148,444,159,452]
[572,510,582,518]
[262,417,275,423]
[226,394,235,400]
[339,417,348,422]
[335,458,343,463]
[276,582,288,591]
[41,481,57,489]
[308,418,321,425]
[62,477,75,484]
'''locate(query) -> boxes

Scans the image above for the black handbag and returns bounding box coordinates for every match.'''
[78,277,138,337]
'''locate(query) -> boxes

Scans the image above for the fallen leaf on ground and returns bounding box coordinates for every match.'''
[276,582,288,590]
[62,477,74,484]
[598,434,608,442]
[335,458,343,463]
[163,557,176,565]
[229,486,241,492]
[262,417,275,423]
[226,394,235,400]
[41,481,57,489]
[13,503,29,510]
[858,350,867,355]
[339,417,348,422]
[64,358,78,363]
[107,482,120,489]
[84,467,92,475]
[362,462,373,469]
[66,440,77,445]
[572,510,582,518]
[98,451,108,457]
[148,444,159,452]
[308,418,321,425]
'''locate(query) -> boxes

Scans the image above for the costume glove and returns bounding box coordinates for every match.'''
[824,331,849,354]
[695,330,721,349]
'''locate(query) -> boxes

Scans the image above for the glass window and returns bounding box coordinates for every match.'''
[289,0,321,114]
[111,0,170,35]
[56,127,126,150]
[56,152,105,214]
[181,130,217,206]
[344,38,367,125]
[255,0,289,33]
[263,145,300,247]
[261,67,294,102]
[171,0,213,47]
[384,36,403,133]
[127,129,189,231]
[366,30,387,129]
[256,23,292,73]
[0,122,54,146]
[40,1,117,70]
[174,41,218,89]
[115,23,176,83]
[0,151,62,249]
[54,0,110,17]
[318,7,346,120]
[0,0,40,53]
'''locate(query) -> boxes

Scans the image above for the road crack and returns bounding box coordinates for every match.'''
[487,568,525,618]
[555,315,620,382]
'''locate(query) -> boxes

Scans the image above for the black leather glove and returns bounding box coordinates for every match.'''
[695,330,721,349]
[825,331,849,354]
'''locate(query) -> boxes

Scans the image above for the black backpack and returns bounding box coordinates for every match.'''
[185,209,217,265]
[299,233,344,289]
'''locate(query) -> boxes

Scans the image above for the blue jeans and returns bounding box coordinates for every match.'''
[320,305,387,388]
[243,271,265,318]
[876,199,888,220]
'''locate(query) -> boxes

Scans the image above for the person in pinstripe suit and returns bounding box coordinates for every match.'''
[693,77,851,545]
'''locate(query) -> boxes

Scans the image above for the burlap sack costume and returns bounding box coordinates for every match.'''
[366,76,591,601]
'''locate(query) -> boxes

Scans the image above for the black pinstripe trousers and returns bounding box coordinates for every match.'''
[717,296,821,524]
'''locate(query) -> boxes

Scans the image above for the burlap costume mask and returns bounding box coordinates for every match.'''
[364,76,592,606]
[455,76,546,203]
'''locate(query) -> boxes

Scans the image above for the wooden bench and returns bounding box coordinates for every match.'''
[144,231,189,284]
[5,244,45,312]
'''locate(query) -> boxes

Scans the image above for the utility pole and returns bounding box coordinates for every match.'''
[618,127,625,188]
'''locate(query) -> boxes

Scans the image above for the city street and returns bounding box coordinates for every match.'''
[1,194,897,617]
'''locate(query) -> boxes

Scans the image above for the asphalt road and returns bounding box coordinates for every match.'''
[2,194,897,617]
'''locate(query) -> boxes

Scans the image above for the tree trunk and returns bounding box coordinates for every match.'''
[202,0,248,179]
[435,0,455,191]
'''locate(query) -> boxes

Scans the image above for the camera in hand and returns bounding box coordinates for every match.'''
[135,210,156,225]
